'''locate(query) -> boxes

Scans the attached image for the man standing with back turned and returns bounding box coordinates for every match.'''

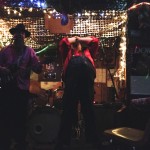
[55,36,100,150]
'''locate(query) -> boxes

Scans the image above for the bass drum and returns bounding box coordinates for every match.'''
[28,106,61,144]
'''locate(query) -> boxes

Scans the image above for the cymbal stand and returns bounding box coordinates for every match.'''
[72,102,85,140]
[100,38,119,101]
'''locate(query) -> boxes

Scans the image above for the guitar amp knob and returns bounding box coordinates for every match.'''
[44,72,56,79]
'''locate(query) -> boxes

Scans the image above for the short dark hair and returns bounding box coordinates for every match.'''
[72,39,88,51]
[72,39,80,48]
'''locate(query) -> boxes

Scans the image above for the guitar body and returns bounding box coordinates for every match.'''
[0,72,16,91]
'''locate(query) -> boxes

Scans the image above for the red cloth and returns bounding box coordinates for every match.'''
[59,36,99,77]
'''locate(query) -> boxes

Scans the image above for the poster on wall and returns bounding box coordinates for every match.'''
[127,2,150,96]
[129,46,150,95]
[44,14,74,33]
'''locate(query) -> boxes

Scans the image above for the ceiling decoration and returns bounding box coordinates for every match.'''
[46,0,128,14]
[0,0,47,8]
[1,0,150,12]
[0,0,129,11]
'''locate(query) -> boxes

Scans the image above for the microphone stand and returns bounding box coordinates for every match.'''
[100,38,119,101]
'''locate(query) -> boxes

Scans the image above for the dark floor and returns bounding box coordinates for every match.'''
[27,133,145,150]
[25,103,150,150]
[28,134,112,150]
[26,104,115,150]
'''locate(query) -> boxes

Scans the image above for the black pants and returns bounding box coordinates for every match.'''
[0,86,30,150]
[57,63,98,145]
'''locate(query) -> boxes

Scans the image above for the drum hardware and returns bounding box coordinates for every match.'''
[28,87,63,144]
[72,103,85,140]
[28,85,65,144]
[52,87,64,110]
[30,89,53,109]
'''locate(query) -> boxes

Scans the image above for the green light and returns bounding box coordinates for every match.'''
[36,43,53,54]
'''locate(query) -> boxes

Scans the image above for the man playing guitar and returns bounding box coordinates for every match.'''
[0,24,42,150]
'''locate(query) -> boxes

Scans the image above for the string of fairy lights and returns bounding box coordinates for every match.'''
[0,1,148,83]
[0,7,127,47]
[0,7,127,84]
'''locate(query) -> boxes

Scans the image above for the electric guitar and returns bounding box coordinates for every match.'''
[0,67,15,91]
[0,55,57,91]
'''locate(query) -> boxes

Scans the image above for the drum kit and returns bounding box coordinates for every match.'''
[28,86,64,144]
[28,84,84,144]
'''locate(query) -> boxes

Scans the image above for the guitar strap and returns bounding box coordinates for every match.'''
[16,46,27,68]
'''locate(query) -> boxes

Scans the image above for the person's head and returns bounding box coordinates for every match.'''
[71,39,82,51]
[9,24,31,50]
[71,39,88,51]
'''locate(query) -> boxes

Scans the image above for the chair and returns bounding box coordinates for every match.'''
[103,118,150,150]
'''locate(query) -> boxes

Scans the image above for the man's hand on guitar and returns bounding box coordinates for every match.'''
[0,66,14,90]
